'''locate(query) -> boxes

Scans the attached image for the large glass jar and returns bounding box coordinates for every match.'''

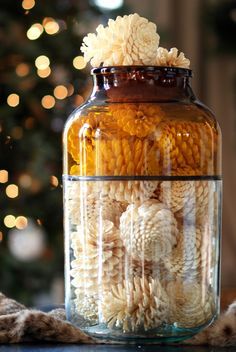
[63,66,222,343]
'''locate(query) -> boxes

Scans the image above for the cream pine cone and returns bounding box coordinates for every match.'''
[74,291,98,324]
[166,280,215,328]
[156,47,190,69]
[102,277,169,332]
[160,180,213,223]
[71,220,124,294]
[66,181,125,227]
[164,225,211,280]
[81,14,160,67]
[120,199,179,262]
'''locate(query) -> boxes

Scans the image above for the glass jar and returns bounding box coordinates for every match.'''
[63,66,222,343]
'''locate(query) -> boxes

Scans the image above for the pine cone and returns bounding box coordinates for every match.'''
[164,225,211,280]
[166,280,215,328]
[160,180,213,223]
[101,277,169,332]
[120,199,178,262]
[110,103,163,138]
[71,220,124,294]
[66,181,125,227]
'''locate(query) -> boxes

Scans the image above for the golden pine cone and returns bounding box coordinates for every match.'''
[164,225,211,280]
[101,277,169,332]
[166,280,215,328]
[66,109,153,176]
[67,110,119,163]
[71,220,124,294]
[120,199,179,262]
[159,180,212,223]
[110,103,163,138]
[145,120,215,175]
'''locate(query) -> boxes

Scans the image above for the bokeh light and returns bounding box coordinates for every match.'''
[0,170,8,183]
[15,216,28,230]
[44,19,60,35]
[67,84,74,96]
[6,184,19,198]
[16,63,30,77]
[37,66,51,78]
[73,56,86,69]
[0,232,3,242]
[19,174,32,188]
[7,94,20,107]
[22,0,35,10]
[35,55,50,70]
[41,95,55,109]
[51,175,59,187]
[54,85,68,100]
[27,23,43,40]
[4,215,16,228]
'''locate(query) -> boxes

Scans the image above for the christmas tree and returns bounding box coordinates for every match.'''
[0,0,126,305]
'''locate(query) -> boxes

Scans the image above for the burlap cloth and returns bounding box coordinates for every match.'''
[1,292,236,346]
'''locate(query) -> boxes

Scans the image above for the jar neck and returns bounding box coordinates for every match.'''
[90,66,195,103]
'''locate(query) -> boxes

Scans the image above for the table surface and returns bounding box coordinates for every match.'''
[0,344,235,352]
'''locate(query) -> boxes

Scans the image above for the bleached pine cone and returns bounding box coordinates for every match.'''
[164,225,210,280]
[66,181,125,227]
[71,220,124,294]
[97,180,158,204]
[166,280,215,328]
[120,199,179,262]
[156,47,190,69]
[160,180,213,223]
[81,14,160,67]
[102,277,169,332]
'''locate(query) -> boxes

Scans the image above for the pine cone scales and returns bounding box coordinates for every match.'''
[71,221,124,293]
[66,182,125,227]
[164,226,210,279]
[160,180,212,222]
[120,199,179,262]
[102,277,169,332]
[166,281,215,328]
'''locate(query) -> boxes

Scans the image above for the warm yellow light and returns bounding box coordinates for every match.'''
[44,20,59,35]
[73,56,86,70]
[54,85,68,100]
[6,184,19,198]
[67,84,74,97]
[27,24,43,40]
[16,63,30,77]
[50,175,59,187]
[19,174,32,188]
[35,55,50,70]
[41,95,55,109]
[22,0,35,10]
[0,170,8,183]
[15,216,28,230]
[37,66,51,78]
[4,215,16,228]
[7,94,20,107]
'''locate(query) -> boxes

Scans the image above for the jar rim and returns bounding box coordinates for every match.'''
[91,65,192,77]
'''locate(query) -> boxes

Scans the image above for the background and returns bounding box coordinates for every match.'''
[0,0,235,307]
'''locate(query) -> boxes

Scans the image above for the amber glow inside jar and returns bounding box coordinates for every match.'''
[63,66,222,343]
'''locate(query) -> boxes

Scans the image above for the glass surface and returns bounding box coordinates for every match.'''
[63,67,222,342]
[63,177,221,342]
